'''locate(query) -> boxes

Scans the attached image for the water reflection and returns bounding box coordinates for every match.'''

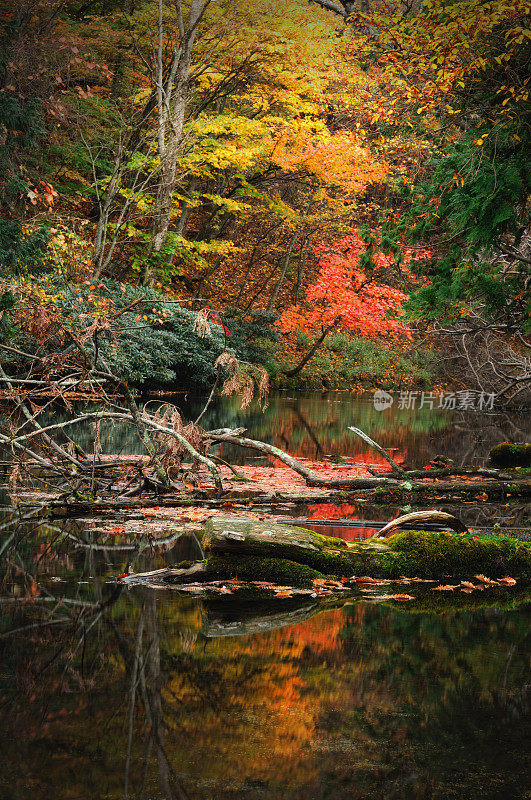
[2,391,528,470]
[0,520,529,800]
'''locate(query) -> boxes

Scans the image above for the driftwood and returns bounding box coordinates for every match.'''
[375,511,468,538]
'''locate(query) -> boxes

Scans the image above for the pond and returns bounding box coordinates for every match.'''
[0,391,529,799]
[26,389,529,469]
[0,551,529,800]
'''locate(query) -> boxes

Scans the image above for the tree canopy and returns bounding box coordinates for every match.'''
[0,0,528,398]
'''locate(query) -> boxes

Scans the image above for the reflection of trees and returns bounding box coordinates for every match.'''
[336,604,530,799]
[1,525,529,800]
[193,393,530,469]
[8,393,528,471]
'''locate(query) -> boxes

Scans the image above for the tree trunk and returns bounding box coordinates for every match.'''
[145,0,210,285]
[266,229,298,312]
[282,321,338,377]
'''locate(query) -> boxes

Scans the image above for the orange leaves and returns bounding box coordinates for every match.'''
[272,129,388,196]
[432,584,460,591]
[432,576,517,592]
[474,574,507,587]
[385,594,414,601]
[313,578,345,590]
[103,525,125,536]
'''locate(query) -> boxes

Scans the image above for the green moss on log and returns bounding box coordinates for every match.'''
[489,442,531,467]
[206,555,324,587]
[384,531,531,580]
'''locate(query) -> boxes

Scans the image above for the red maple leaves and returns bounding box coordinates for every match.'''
[280,231,412,340]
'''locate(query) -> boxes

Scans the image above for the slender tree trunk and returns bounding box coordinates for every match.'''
[266,229,298,312]
[283,321,338,377]
[145,0,210,286]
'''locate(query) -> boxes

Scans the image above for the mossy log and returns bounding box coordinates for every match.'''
[122,517,531,589]
[489,442,531,468]
[203,517,531,581]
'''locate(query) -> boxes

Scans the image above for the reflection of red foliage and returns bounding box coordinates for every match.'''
[307,503,360,520]
[348,449,406,468]
[305,503,384,540]
[278,608,345,657]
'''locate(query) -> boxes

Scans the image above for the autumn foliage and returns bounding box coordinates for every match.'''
[280,231,411,341]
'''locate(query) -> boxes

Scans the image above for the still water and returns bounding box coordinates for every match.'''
[0,392,529,799]
[1,566,529,800]
[25,389,530,468]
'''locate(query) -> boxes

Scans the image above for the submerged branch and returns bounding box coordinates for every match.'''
[347,426,408,477]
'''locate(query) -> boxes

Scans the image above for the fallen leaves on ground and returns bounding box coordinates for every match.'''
[103,525,126,536]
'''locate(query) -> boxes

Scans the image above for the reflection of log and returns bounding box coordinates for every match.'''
[375,511,468,538]
[202,599,323,637]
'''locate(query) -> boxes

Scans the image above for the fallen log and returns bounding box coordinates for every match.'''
[44,476,531,516]
[122,517,531,587]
